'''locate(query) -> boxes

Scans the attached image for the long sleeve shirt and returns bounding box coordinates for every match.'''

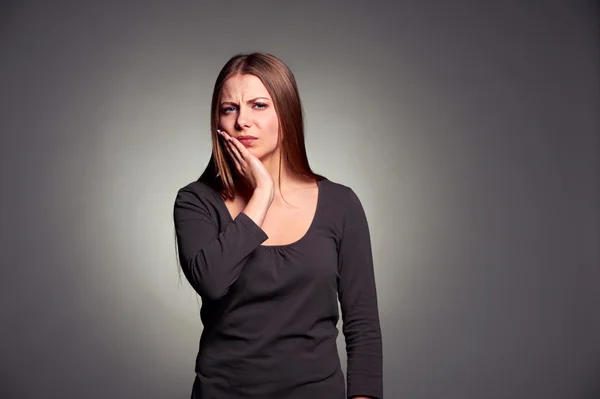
[173,177,383,398]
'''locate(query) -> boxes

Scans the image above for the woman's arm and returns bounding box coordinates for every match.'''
[173,185,270,301]
[337,188,383,399]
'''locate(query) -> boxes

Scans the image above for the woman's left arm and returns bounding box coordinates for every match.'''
[337,188,383,399]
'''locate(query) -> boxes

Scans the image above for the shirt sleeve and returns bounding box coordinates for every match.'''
[337,188,383,399]
[173,186,268,301]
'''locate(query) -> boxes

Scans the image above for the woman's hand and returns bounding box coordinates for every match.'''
[218,129,274,194]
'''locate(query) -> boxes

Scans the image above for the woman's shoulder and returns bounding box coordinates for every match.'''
[174,179,221,207]
[319,177,365,215]
[320,177,360,201]
[317,178,370,237]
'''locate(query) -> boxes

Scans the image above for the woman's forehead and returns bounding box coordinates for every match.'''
[221,74,271,100]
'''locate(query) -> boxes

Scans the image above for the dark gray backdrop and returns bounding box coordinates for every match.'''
[1,1,598,398]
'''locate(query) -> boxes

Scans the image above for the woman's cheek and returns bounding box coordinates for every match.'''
[268,114,279,136]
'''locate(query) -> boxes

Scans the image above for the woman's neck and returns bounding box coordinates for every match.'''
[234,155,312,202]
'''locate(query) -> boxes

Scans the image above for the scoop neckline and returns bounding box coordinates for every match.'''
[213,178,325,250]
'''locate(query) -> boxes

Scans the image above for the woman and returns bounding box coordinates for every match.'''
[173,52,383,399]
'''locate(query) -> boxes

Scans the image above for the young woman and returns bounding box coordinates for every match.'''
[173,52,383,399]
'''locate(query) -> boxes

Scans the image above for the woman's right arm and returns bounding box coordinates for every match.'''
[173,186,271,301]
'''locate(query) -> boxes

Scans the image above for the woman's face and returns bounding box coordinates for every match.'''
[218,74,280,161]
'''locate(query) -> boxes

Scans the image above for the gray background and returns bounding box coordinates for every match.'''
[1,1,598,398]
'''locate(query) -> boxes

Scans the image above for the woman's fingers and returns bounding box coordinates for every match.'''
[221,130,244,164]
[217,128,266,189]
[227,134,250,160]
[218,129,244,172]
[224,139,242,172]
[221,130,248,163]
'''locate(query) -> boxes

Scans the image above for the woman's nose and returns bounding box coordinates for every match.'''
[236,108,251,129]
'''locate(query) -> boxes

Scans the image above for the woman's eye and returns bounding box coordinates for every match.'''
[221,103,266,114]
[221,106,236,113]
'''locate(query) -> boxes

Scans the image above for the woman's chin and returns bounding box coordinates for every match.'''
[249,148,265,159]
[252,147,278,163]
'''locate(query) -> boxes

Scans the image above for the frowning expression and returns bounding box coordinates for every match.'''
[219,74,280,160]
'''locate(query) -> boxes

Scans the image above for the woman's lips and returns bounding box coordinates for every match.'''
[237,136,258,146]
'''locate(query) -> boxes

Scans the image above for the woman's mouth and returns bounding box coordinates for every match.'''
[237,136,258,146]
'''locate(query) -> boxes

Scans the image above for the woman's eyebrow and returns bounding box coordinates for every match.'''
[221,96,271,105]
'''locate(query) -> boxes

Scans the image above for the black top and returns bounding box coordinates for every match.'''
[173,177,383,399]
